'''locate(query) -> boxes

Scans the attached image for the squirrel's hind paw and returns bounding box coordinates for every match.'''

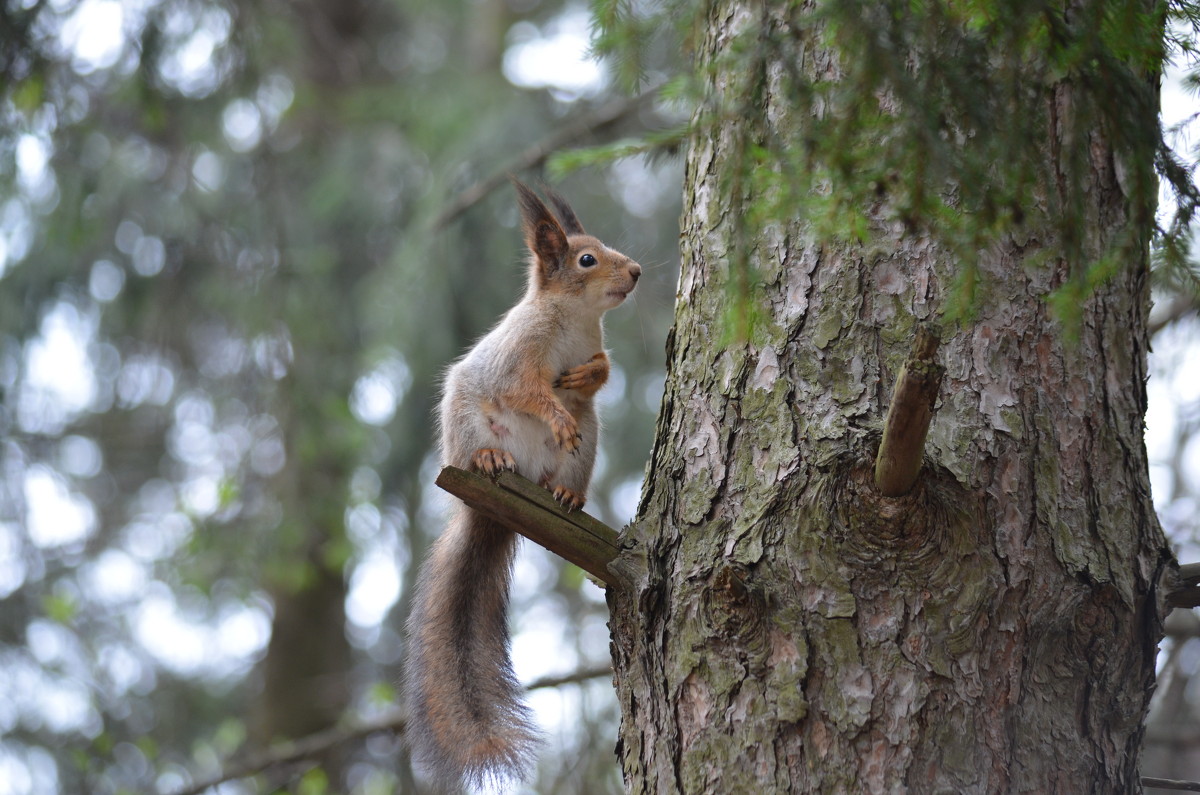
[550,485,585,512]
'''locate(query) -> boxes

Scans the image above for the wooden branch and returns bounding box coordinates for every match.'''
[432,89,659,230]
[1146,725,1200,748]
[168,714,402,795]
[1149,294,1198,337]
[874,323,945,497]
[1142,777,1200,792]
[434,465,621,585]
[523,664,614,690]
[165,665,612,795]
[1166,562,1200,610]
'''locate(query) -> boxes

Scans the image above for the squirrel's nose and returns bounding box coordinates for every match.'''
[629,263,642,282]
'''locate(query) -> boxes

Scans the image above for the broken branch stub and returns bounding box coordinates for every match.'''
[434,465,621,585]
[874,324,945,498]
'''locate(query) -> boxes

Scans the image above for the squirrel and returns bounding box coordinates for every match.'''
[404,179,642,791]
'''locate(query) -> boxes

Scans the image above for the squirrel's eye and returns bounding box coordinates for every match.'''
[579,253,597,268]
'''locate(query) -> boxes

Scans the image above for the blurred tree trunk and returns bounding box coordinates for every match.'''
[252,333,359,772]
[259,554,352,740]
[249,0,381,767]
[608,1,1172,792]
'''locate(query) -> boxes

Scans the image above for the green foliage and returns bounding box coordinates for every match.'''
[42,590,76,624]
[591,0,1200,331]
[548,124,690,177]
[591,0,668,90]
[297,767,330,795]
[367,680,397,707]
[1153,225,1200,293]
[11,75,43,111]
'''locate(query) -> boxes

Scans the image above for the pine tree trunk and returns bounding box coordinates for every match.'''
[609,2,1172,791]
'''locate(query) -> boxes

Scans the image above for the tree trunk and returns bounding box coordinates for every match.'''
[609,2,1172,792]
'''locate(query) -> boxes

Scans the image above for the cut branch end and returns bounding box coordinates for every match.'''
[434,466,622,586]
[874,323,945,498]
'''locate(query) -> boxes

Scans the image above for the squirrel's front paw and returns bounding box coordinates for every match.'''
[471,448,517,476]
[550,411,582,454]
[550,485,585,512]
[554,353,609,392]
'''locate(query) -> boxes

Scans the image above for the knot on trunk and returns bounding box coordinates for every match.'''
[819,449,976,578]
[703,562,768,645]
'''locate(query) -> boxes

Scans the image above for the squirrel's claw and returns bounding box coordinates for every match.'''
[551,485,585,512]
[555,353,608,392]
[471,448,517,476]
[550,412,581,453]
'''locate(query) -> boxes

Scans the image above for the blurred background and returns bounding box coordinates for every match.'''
[2,0,1200,793]
[0,0,682,792]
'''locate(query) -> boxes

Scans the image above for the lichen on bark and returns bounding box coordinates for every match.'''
[607,0,1172,792]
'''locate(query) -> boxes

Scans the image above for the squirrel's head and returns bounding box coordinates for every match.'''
[512,179,641,312]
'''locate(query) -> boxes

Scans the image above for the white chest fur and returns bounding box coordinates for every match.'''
[443,302,604,484]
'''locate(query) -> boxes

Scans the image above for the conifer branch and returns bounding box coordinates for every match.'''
[435,465,622,585]
[874,323,944,497]
[433,90,659,230]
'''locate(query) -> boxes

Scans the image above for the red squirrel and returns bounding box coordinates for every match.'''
[405,180,641,789]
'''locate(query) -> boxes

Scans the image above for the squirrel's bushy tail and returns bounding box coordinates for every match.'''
[404,505,538,790]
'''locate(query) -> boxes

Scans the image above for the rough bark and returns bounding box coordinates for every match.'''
[609,2,1172,792]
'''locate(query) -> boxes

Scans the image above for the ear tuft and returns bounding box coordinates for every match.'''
[539,183,586,236]
[511,178,569,276]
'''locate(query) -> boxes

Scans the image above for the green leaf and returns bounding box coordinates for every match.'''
[217,478,241,509]
[367,680,397,707]
[297,767,330,795]
[43,592,77,624]
[12,76,43,112]
[321,537,353,571]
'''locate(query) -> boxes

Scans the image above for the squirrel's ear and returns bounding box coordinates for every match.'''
[540,183,586,236]
[512,178,568,274]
